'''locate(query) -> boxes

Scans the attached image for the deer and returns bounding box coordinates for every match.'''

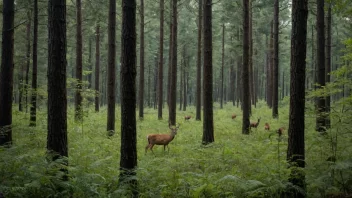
[277,127,285,136]
[185,115,192,120]
[250,118,261,128]
[145,123,180,154]
[231,114,237,119]
[264,123,270,131]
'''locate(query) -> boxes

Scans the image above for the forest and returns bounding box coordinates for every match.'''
[0,0,352,197]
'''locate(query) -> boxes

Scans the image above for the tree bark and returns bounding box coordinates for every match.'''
[196,0,202,121]
[158,0,164,119]
[183,54,187,111]
[325,2,331,129]
[47,0,68,160]
[249,0,254,110]
[30,0,38,126]
[202,0,214,144]
[75,0,83,122]
[95,24,100,112]
[119,0,137,194]
[0,0,15,146]
[287,0,308,195]
[272,0,279,118]
[242,0,250,135]
[220,23,225,109]
[169,0,178,126]
[139,0,145,119]
[107,0,116,133]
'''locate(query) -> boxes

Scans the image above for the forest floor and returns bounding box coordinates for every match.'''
[1,100,351,197]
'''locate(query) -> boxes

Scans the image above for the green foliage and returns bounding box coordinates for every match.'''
[1,102,351,197]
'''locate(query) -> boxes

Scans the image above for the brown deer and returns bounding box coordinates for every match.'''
[250,118,261,128]
[277,127,285,136]
[231,114,237,119]
[185,115,192,120]
[264,123,270,131]
[145,123,180,154]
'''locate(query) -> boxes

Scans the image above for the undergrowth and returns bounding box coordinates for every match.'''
[0,101,351,197]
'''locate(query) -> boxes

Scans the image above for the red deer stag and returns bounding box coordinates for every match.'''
[145,123,180,154]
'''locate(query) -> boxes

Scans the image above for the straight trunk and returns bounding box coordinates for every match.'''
[196,0,202,121]
[47,0,68,159]
[119,0,137,193]
[249,0,254,109]
[107,0,116,133]
[325,2,331,129]
[220,23,225,109]
[139,0,145,118]
[202,0,214,144]
[25,11,31,113]
[75,0,83,122]
[242,0,250,134]
[95,24,100,112]
[167,0,172,107]
[30,0,38,126]
[315,0,326,132]
[169,0,178,125]
[287,0,308,195]
[0,0,15,146]
[273,0,279,118]
[158,0,164,119]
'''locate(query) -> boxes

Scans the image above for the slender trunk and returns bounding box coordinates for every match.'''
[30,0,38,126]
[242,0,250,134]
[183,56,187,111]
[169,0,178,125]
[249,0,254,110]
[202,0,214,144]
[167,0,172,107]
[25,11,31,113]
[154,59,158,109]
[158,0,164,119]
[179,50,183,111]
[88,38,92,89]
[325,2,331,129]
[95,24,100,112]
[139,0,145,118]
[220,23,225,109]
[315,0,326,132]
[273,0,279,118]
[196,0,202,121]
[75,0,83,122]
[107,0,116,133]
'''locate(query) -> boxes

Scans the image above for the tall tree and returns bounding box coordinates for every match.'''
[202,0,214,144]
[248,0,254,110]
[325,2,332,129]
[157,0,164,119]
[119,0,137,194]
[30,0,38,127]
[139,0,145,119]
[183,54,187,111]
[0,0,15,146]
[24,10,31,113]
[315,0,326,132]
[167,0,172,107]
[47,0,68,160]
[196,0,202,121]
[107,0,116,134]
[75,0,83,122]
[95,24,100,112]
[287,0,308,195]
[220,23,225,109]
[242,0,250,135]
[169,0,178,125]
[272,0,279,118]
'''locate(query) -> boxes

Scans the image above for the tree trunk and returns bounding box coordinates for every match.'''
[325,2,331,129]
[220,23,225,109]
[167,0,172,107]
[272,0,279,118]
[47,0,68,160]
[154,59,158,109]
[196,0,202,121]
[242,0,250,135]
[169,0,178,126]
[249,0,254,110]
[25,10,31,113]
[202,0,214,144]
[95,24,100,112]
[267,21,274,108]
[236,56,242,108]
[315,0,326,132]
[287,0,308,195]
[107,0,116,133]
[75,0,83,122]
[0,0,15,146]
[139,0,145,119]
[88,38,92,89]
[119,1,137,194]
[30,0,38,127]
[158,0,164,119]
[183,54,187,111]
[179,51,183,111]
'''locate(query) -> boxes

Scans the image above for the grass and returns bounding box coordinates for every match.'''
[1,101,351,197]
